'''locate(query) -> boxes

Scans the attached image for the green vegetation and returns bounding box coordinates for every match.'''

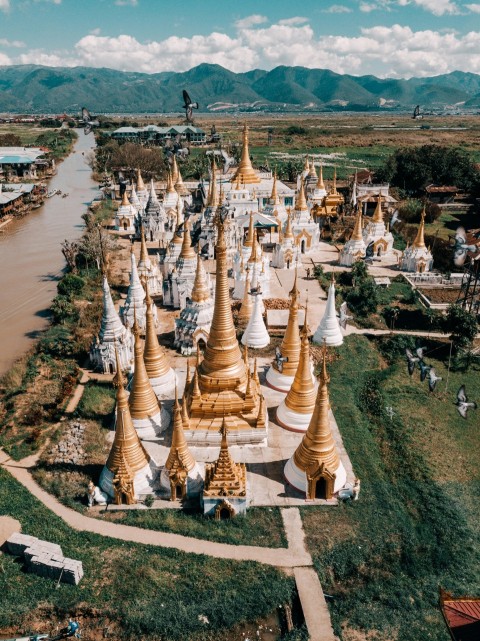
[76,381,116,425]
[303,334,480,641]
[101,507,287,548]
[0,468,295,640]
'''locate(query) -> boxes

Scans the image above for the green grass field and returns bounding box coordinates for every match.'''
[0,468,295,640]
[303,334,480,641]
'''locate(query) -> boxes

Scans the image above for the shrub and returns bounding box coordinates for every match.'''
[357,374,385,418]
[38,326,76,358]
[442,304,478,352]
[351,260,369,285]
[347,279,378,316]
[57,273,85,298]
[51,295,78,325]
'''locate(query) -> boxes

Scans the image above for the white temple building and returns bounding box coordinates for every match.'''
[241,290,270,349]
[120,247,157,331]
[90,275,134,374]
[115,190,137,233]
[272,209,301,270]
[135,168,148,207]
[290,180,320,254]
[174,254,214,355]
[137,228,163,296]
[313,279,343,347]
[338,207,367,267]
[363,196,394,257]
[232,211,271,299]
[140,180,166,242]
[163,219,202,309]
[400,210,433,273]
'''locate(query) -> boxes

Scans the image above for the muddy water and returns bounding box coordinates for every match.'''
[0,131,98,377]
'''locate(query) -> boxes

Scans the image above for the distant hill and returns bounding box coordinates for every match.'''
[1,63,480,113]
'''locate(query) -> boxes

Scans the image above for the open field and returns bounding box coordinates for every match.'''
[303,334,480,641]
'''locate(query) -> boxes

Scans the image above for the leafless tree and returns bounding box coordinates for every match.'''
[61,239,79,274]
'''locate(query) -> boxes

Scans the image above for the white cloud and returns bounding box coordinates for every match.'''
[0,38,25,47]
[278,17,309,25]
[235,14,268,29]
[398,0,460,15]
[5,19,480,79]
[465,3,480,11]
[114,0,138,6]
[0,52,12,64]
[0,0,10,11]
[89,28,101,36]
[322,4,353,12]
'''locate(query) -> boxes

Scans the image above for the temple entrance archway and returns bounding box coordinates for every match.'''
[175,485,183,500]
[315,477,327,499]
[301,240,306,254]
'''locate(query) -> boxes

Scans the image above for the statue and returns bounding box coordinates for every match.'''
[87,480,108,507]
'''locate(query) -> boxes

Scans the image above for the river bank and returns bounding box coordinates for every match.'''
[0,130,99,377]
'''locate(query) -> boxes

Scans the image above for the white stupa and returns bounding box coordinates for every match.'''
[313,279,343,347]
[400,209,433,273]
[241,290,270,349]
[120,247,155,331]
[137,227,163,296]
[115,190,137,233]
[90,275,134,374]
[338,208,367,267]
[363,195,393,257]
[135,169,148,206]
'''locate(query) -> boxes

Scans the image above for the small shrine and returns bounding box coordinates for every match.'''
[139,180,166,242]
[137,227,162,296]
[400,209,433,273]
[100,348,159,503]
[232,211,271,299]
[135,168,148,206]
[163,218,199,309]
[363,195,394,257]
[202,419,248,518]
[115,190,136,233]
[284,346,347,499]
[90,274,134,374]
[262,171,288,222]
[313,277,344,347]
[174,254,214,355]
[338,206,367,267]
[272,208,300,270]
[291,179,319,253]
[241,289,270,349]
[160,387,203,501]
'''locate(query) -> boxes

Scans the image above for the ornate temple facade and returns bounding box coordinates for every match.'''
[183,213,268,445]
[115,190,137,233]
[90,275,134,374]
[363,196,394,257]
[284,347,347,499]
[400,210,433,273]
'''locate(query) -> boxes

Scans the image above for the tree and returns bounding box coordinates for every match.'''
[443,304,478,352]
[61,239,80,274]
[97,141,166,179]
[57,274,85,298]
[51,295,78,325]
[0,133,22,146]
[79,225,118,271]
[351,260,369,286]
[347,278,378,316]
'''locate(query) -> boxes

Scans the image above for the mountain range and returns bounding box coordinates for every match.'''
[1,63,480,113]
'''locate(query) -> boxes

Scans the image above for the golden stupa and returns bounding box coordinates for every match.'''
[276,307,317,432]
[270,269,301,380]
[179,217,196,260]
[372,194,384,224]
[204,418,247,497]
[191,253,211,304]
[120,189,130,207]
[207,157,219,208]
[184,212,267,443]
[232,124,261,185]
[238,266,253,322]
[100,346,155,504]
[351,205,364,242]
[136,168,146,193]
[295,179,309,213]
[143,284,176,395]
[413,207,426,248]
[285,345,346,499]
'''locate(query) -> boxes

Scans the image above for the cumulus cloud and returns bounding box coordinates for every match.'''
[114,0,138,6]
[0,52,12,64]
[235,14,268,29]
[322,4,353,12]
[0,0,10,11]
[5,18,480,79]
[465,3,480,11]
[398,0,460,15]
[0,38,25,47]
[277,17,309,25]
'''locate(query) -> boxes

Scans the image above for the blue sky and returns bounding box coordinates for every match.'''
[1,0,480,77]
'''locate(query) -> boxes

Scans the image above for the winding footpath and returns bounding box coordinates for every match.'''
[0,448,334,641]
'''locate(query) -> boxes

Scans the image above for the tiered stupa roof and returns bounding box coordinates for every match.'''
[203,419,247,497]
[232,124,261,185]
[143,285,176,396]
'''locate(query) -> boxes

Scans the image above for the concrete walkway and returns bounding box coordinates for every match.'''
[294,567,336,641]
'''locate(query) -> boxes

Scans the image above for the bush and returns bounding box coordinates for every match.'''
[51,295,78,325]
[378,334,416,362]
[347,279,378,316]
[57,273,85,298]
[38,325,76,358]
[442,304,478,352]
[351,260,369,285]
[357,374,385,418]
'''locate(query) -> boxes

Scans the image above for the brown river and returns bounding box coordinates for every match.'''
[0,131,98,377]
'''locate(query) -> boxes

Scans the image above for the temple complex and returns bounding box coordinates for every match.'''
[313,278,344,347]
[338,206,367,266]
[160,387,203,501]
[100,348,159,503]
[128,316,170,439]
[183,212,268,445]
[363,195,394,257]
[400,209,433,273]
[202,419,248,518]
[143,287,176,397]
[276,309,317,432]
[174,254,214,355]
[90,275,134,374]
[137,228,162,296]
[284,346,346,499]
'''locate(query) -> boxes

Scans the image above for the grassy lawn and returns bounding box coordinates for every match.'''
[0,467,295,640]
[302,334,480,641]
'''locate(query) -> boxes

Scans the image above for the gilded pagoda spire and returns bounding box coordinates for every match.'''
[233,123,260,185]
[136,168,146,193]
[197,214,248,386]
[303,155,310,172]
[351,206,364,242]
[171,155,179,185]
[372,194,384,224]
[244,210,255,247]
[332,166,338,194]
[292,344,341,474]
[308,161,317,178]
[207,157,218,207]
[270,170,280,204]
[316,164,325,190]
[238,266,253,322]
[191,254,210,303]
[203,418,246,495]
[412,207,426,248]
[295,179,308,212]
[166,170,176,194]
[121,189,130,206]
[138,224,149,267]
[106,346,150,475]
[179,218,196,260]
[128,312,161,421]
[284,208,294,240]
[278,269,301,376]
[143,284,172,380]
[165,386,196,473]
[280,306,316,416]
